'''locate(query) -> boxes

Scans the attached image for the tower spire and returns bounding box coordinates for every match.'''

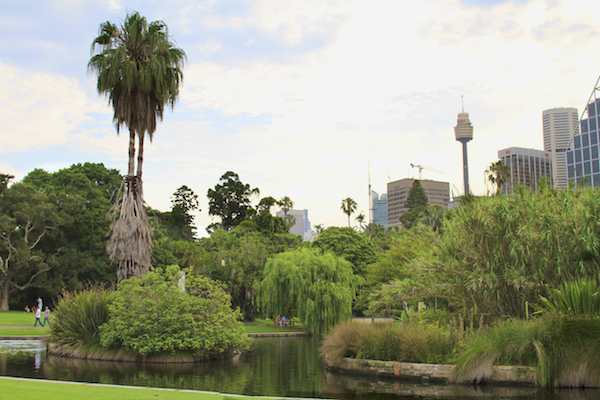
[454,103,474,195]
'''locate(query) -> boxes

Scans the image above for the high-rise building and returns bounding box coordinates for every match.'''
[387,179,449,228]
[566,99,600,187]
[371,191,388,227]
[276,209,311,241]
[498,147,552,195]
[454,111,474,195]
[543,107,579,189]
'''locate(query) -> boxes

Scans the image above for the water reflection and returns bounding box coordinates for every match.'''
[1,338,600,400]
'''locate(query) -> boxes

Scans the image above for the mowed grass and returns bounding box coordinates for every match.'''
[0,378,253,400]
[0,327,50,336]
[0,311,53,326]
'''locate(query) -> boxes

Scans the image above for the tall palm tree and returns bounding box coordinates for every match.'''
[341,197,357,227]
[487,161,511,195]
[89,12,186,281]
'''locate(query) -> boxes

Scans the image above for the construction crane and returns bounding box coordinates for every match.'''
[410,163,444,180]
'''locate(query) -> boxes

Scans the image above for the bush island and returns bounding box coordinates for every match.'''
[50,266,250,361]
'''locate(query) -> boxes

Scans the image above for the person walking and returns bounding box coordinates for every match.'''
[43,306,51,327]
[34,307,43,327]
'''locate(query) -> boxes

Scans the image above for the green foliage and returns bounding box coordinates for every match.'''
[257,248,363,336]
[0,180,79,310]
[365,231,427,287]
[50,285,111,349]
[22,163,122,295]
[452,315,600,387]
[207,171,259,232]
[312,227,377,276]
[361,223,402,252]
[320,320,454,364]
[535,279,600,316]
[487,160,511,195]
[99,265,250,357]
[451,319,542,383]
[404,180,429,209]
[380,184,600,318]
[200,229,300,319]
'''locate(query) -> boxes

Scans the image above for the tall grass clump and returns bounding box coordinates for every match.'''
[539,315,600,387]
[450,319,543,384]
[49,284,111,355]
[320,320,454,364]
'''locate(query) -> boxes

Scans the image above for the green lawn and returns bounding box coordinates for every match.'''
[0,377,255,400]
[0,327,50,336]
[0,311,53,326]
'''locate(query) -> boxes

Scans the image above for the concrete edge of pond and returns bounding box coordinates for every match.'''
[248,332,311,337]
[323,356,538,386]
[0,335,46,340]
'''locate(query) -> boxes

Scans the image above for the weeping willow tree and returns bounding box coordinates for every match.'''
[257,248,363,336]
[371,182,600,319]
[88,12,185,281]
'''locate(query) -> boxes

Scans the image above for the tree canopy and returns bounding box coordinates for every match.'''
[340,198,358,227]
[207,171,259,232]
[257,248,363,336]
[399,180,429,229]
[312,227,377,276]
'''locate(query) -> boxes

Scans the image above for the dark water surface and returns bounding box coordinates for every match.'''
[1,337,599,400]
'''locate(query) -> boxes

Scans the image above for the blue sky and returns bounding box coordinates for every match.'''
[2,0,600,235]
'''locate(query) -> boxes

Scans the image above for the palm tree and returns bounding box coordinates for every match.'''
[355,211,366,231]
[340,198,357,227]
[487,161,511,195]
[89,12,186,281]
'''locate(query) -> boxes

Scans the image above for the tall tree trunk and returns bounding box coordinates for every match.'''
[0,280,10,311]
[128,128,136,177]
[136,133,144,179]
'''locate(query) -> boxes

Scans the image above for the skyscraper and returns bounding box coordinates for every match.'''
[276,209,312,241]
[498,147,552,195]
[543,107,579,189]
[454,111,474,195]
[371,191,388,227]
[566,99,600,187]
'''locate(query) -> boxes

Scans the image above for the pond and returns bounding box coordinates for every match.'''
[1,337,599,400]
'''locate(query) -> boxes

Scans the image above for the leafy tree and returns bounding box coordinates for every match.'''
[99,265,250,357]
[152,185,199,241]
[312,227,377,276]
[22,163,123,294]
[200,228,301,319]
[257,248,363,336]
[172,185,199,222]
[207,171,260,232]
[415,205,446,232]
[399,180,429,229]
[89,11,186,281]
[362,223,402,252]
[0,182,78,310]
[487,160,511,195]
[340,197,357,227]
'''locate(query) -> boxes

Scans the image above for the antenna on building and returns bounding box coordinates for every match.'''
[461,94,464,113]
[384,166,391,181]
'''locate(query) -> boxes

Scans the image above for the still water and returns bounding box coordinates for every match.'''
[1,337,599,400]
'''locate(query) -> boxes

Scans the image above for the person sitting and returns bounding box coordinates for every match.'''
[24,305,31,313]
[275,315,281,328]
[281,316,288,326]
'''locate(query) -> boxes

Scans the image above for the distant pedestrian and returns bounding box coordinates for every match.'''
[34,307,43,327]
[37,297,43,311]
[43,306,51,327]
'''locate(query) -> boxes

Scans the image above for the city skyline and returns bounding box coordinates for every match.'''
[1,0,599,235]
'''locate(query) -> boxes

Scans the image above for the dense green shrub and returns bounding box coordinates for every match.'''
[320,320,454,364]
[99,265,250,358]
[50,285,111,351]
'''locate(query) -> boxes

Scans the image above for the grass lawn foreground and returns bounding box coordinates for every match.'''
[0,377,275,400]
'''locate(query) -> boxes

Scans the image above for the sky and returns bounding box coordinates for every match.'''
[1,0,600,236]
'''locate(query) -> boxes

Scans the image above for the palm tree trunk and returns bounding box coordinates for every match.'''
[128,128,136,177]
[136,133,144,180]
